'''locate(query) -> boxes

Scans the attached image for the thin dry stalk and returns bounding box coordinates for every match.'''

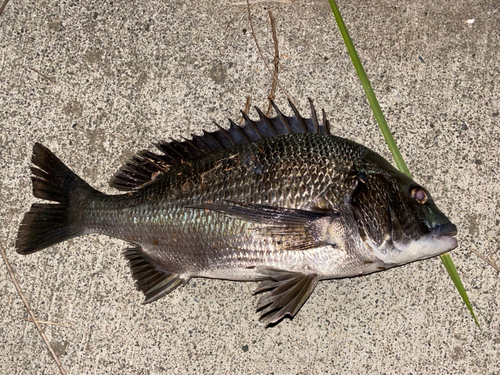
[470,248,500,273]
[234,0,292,4]
[24,319,76,328]
[0,0,10,16]
[239,96,252,125]
[0,243,68,375]
[226,2,256,32]
[227,1,291,33]
[30,68,56,84]
[266,10,280,116]
[246,0,296,106]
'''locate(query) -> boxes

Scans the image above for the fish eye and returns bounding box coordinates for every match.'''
[411,187,428,204]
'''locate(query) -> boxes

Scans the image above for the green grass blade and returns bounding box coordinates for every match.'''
[441,253,481,329]
[327,0,480,328]
[327,0,410,177]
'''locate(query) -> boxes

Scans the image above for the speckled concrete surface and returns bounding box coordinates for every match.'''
[1,0,499,374]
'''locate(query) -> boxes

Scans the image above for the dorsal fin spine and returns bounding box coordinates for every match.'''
[181,136,204,157]
[191,134,212,153]
[170,138,191,155]
[159,140,186,160]
[269,98,292,134]
[322,109,330,134]
[255,106,278,136]
[241,110,263,139]
[109,99,332,191]
[202,130,224,151]
[287,99,308,133]
[308,98,320,134]
[229,119,251,142]
[214,121,237,146]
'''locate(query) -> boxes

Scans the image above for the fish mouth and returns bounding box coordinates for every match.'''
[431,222,458,237]
[430,222,458,250]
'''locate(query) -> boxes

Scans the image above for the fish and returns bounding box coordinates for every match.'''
[16,99,458,326]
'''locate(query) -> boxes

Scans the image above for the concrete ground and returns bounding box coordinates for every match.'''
[1,0,499,373]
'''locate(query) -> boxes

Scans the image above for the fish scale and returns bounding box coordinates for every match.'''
[16,99,457,326]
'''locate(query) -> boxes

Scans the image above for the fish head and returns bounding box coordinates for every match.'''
[348,152,458,266]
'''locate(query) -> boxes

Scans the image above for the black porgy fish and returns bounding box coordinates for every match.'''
[16,99,458,325]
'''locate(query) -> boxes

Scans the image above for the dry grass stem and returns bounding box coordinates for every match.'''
[226,3,256,32]
[246,0,296,106]
[234,0,292,5]
[239,96,252,125]
[0,0,10,16]
[470,248,500,273]
[0,243,68,375]
[24,318,76,328]
[30,68,56,84]
[226,1,291,33]
[266,10,280,116]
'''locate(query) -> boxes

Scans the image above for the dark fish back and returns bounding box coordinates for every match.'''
[109,99,331,192]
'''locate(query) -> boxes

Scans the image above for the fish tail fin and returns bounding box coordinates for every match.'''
[16,143,99,254]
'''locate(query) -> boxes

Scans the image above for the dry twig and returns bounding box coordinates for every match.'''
[30,68,56,84]
[0,243,68,375]
[234,0,292,5]
[227,1,292,32]
[24,319,76,328]
[246,0,296,106]
[239,96,252,125]
[0,0,10,16]
[470,247,500,273]
[226,2,256,32]
[266,10,280,116]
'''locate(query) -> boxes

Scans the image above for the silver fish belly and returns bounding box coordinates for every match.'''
[16,99,458,325]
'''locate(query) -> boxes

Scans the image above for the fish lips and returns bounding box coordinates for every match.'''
[431,222,458,237]
[429,222,458,250]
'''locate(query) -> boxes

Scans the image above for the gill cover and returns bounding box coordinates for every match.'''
[347,155,457,265]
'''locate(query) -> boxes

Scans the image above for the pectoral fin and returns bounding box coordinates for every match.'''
[190,201,339,251]
[253,267,319,326]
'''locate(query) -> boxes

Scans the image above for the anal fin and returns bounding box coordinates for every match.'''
[253,267,319,326]
[124,246,185,303]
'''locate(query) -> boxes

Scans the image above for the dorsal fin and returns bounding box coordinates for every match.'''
[110,99,331,191]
